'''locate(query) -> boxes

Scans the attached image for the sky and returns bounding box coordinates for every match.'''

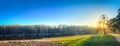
[0,0,120,26]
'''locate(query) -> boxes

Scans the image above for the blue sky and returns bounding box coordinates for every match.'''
[0,0,120,26]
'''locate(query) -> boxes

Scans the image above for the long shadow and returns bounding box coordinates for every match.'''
[63,37,86,46]
[81,35,120,46]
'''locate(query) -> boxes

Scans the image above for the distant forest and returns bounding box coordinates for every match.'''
[0,25,98,40]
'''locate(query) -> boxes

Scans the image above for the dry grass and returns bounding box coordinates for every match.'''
[0,40,61,46]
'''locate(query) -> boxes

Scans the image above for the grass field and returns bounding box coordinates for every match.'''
[42,34,120,46]
[0,34,120,46]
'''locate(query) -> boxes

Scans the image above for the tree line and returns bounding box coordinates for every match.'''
[0,24,98,40]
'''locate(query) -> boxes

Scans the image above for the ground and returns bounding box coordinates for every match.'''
[111,34,120,42]
[0,39,61,46]
[0,34,120,46]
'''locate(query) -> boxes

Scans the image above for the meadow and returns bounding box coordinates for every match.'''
[42,34,120,46]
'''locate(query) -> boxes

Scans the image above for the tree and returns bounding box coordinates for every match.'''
[109,9,120,33]
[97,14,108,34]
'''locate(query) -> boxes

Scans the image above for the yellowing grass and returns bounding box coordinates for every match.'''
[42,35,92,41]
[41,35,92,46]
[66,36,91,46]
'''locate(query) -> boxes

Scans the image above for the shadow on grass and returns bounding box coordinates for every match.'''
[81,35,120,46]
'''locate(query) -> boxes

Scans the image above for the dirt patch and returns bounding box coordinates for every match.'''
[0,40,61,46]
[111,34,120,42]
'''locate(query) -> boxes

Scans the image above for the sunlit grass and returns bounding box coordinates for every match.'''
[41,34,120,46]
[41,35,92,46]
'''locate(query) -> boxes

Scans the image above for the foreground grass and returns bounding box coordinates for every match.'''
[82,34,120,46]
[42,34,120,46]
